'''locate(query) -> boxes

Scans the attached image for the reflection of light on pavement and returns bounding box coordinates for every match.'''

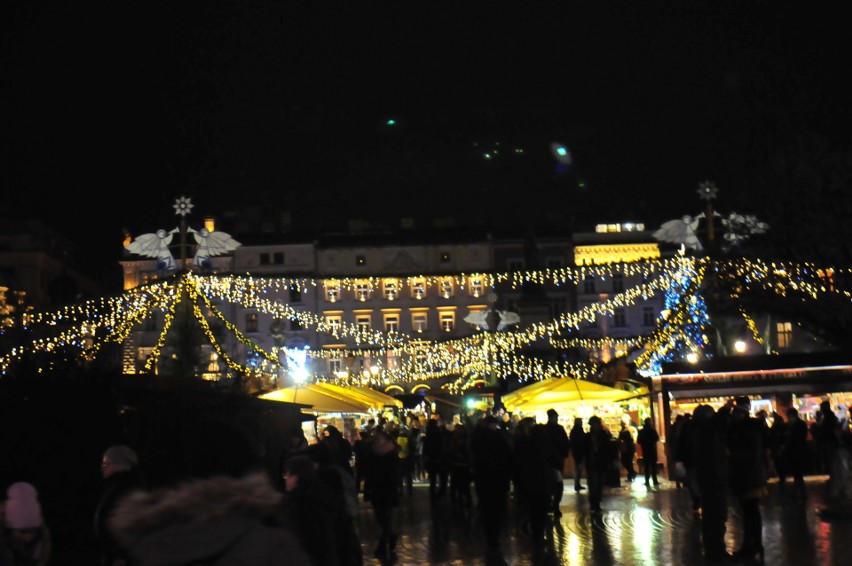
[633,507,655,565]
[606,513,623,558]
[566,530,581,563]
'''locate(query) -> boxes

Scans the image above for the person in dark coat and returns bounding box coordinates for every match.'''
[781,407,809,500]
[544,408,571,516]
[364,429,401,562]
[93,444,144,566]
[109,418,312,566]
[422,418,449,500]
[569,417,588,492]
[692,403,732,563]
[471,415,513,562]
[726,397,768,563]
[586,415,613,513]
[512,418,552,553]
[321,425,354,477]
[303,442,363,566]
[637,417,660,488]
[281,453,341,566]
[675,415,702,512]
[617,422,637,483]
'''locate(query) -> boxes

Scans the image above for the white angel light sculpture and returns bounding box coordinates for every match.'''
[464,309,521,331]
[496,310,521,331]
[124,228,179,271]
[720,212,769,251]
[653,213,705,251]
[188,227,241,268]
[464,310,490,331]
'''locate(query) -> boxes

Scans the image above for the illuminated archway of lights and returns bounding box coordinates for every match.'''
[1,257,848,391]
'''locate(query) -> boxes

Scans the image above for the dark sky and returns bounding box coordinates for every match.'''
[1,1,848,276]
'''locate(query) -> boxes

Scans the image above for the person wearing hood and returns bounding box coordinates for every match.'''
[108,418,311,566]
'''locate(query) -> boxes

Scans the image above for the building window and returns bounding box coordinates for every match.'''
[329,355,342,375]
[411,311,428,333]
[246,313,258,332]
[273,252,284,264]
[583,277,595,294]
[355,314,372,333]
[325,314,342,336]
[439,278,454,298]
[468,276,485,298]
[383,278,399,300]
[642,306,656,327]
[613,307,626,327]
[612,273,624,293]
[289,284,301,303]
[777,321,793,349]
[550,298,567,319]
[355,280,372,301]
[260,253,270,265]
[440,251,451,263]
[386,350,399,371]
[439,311,455,332]
[508,259,525,273]
[324,280,341,302]
[356,255,366,266]
[384,313,400,333]
[410,278,427,299]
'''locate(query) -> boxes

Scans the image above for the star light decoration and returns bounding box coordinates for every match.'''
[697,181,719,202]
[173,196,194,216]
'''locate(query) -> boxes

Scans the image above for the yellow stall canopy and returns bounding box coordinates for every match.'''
[318,382,404,411]
[502,378,644,414]
[259,383,374,414]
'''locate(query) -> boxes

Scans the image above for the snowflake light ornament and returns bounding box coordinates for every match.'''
[697,181,718,202]
[173,196,194,217]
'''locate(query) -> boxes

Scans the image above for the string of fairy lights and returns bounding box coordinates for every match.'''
[1,256,850,390]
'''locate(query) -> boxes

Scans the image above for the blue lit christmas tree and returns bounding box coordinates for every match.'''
[643,257,711,375]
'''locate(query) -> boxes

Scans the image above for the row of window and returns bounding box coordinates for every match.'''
[323,309,461,334]
[323,277,488,302]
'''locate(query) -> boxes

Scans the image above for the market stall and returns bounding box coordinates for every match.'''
[503,378,650,432]
[259,383,377,442]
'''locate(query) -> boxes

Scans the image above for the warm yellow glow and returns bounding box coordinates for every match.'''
[574,243,660,265]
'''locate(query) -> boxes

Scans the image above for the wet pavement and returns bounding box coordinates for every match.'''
[356,475,851,566]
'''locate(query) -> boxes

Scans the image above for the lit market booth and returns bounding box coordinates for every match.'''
[260,382,403,443]
[502,377,650,480]
[502,377,650,431]
[656,352,852,474]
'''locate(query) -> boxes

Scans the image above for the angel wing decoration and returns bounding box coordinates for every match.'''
[497,310,520,331]
[653,214,704,251]
[124,228,178,270]
[189,227,241,268]
[464,310,490,331]
[720,212,769,251]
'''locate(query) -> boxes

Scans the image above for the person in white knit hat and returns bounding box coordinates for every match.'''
[0,481,52,565]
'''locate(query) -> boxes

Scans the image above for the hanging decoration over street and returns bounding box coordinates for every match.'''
[124,197,241,270]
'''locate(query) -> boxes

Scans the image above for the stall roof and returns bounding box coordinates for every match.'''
[502,378,640,413]
[259,384,373,414]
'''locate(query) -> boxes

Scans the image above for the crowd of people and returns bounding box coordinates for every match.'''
[2,399,850,565]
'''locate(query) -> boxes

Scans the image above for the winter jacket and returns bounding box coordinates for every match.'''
[109,472,312,566]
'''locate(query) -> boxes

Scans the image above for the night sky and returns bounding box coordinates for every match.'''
[1,2,848,279]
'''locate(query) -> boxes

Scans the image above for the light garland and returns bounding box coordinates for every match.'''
[2,257,850,389]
